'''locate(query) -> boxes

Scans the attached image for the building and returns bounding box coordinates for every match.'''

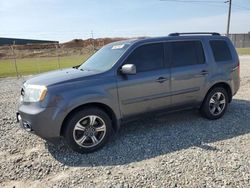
[0,37,58,46]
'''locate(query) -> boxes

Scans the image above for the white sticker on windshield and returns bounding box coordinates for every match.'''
[112,44,125,50]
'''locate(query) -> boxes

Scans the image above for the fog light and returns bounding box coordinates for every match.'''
[17,114,21,122]
[16,112,21,123]
[23,122,32,132]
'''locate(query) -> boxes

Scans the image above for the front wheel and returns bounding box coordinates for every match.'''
[200,87,229,120]
[64,108,112,153]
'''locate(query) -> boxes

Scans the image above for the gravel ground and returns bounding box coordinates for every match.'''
[0,56,250,188]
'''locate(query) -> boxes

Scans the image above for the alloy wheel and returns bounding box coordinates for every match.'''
[73,115,106,148]
[209,92,226,116]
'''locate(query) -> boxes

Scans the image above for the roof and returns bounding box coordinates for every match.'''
[109,32,227,46]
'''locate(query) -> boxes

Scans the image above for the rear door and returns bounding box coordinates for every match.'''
[169,40,209,107]
[117,42,171,118]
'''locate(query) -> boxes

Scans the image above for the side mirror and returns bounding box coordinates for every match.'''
[120,64,136,75]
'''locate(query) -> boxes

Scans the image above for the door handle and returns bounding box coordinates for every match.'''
[199,70,209,76]
[156,77,168,83]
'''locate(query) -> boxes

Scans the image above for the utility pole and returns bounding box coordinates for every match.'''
[225,0,232,36]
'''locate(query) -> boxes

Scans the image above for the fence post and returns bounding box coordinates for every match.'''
[243,34,245,48]
[234,34,236,47]
[55,44,61,69]
[36,58,40,74]
[10,41,19,78]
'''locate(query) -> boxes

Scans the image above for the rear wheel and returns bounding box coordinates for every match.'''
[200,87,229,120]
[64,108,112,153]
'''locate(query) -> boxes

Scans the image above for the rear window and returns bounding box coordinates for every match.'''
[210,40,232,62]
[170,41,205,67]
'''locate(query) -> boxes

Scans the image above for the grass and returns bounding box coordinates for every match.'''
[0,54,91,77]
[0,48,250,77]
[237,48,250,56]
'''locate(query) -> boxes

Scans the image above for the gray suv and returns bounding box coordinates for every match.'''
[17,32,240,153]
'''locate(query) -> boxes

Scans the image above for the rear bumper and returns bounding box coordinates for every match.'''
[231,66,240,96]
[17,104,64,141]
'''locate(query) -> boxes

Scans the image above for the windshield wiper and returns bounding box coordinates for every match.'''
[72,65,80,69]
[80,68,92,71]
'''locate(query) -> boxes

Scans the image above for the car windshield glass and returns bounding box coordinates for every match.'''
[78,43,130,72]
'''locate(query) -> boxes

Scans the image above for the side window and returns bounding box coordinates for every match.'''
[210,40,232,62]
[170,41,205,67]
[126,43,164,72]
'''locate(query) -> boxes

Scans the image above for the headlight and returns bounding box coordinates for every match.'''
[22,84,47,102]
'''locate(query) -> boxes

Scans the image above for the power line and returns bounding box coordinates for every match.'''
[160,0,250,10]
[160,0,250,35]
[234,4,250,11]
[160,0,224,3]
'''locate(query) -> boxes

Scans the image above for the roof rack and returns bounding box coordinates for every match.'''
[168,32,220,36]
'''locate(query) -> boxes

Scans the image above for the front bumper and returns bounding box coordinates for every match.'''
[17,104,65,141]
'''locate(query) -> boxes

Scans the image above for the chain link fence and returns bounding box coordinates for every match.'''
[0,43,96,78]
[0,38,125,78]
[229,33,250,48]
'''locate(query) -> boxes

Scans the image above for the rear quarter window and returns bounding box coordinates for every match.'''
[210,40,232,62]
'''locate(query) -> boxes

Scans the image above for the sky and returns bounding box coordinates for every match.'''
[0,0,250,42]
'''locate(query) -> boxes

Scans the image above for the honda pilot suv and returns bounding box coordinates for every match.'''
[17,32,240,153]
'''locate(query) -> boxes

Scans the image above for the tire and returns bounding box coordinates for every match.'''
[200,87,229,120]
[64,107,112,153]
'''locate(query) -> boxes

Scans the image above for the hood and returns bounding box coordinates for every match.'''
[25,68,99,86]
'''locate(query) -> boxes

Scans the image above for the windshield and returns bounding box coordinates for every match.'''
[78,43,130,72]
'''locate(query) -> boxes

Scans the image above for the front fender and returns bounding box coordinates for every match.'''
[48,82,121,131]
